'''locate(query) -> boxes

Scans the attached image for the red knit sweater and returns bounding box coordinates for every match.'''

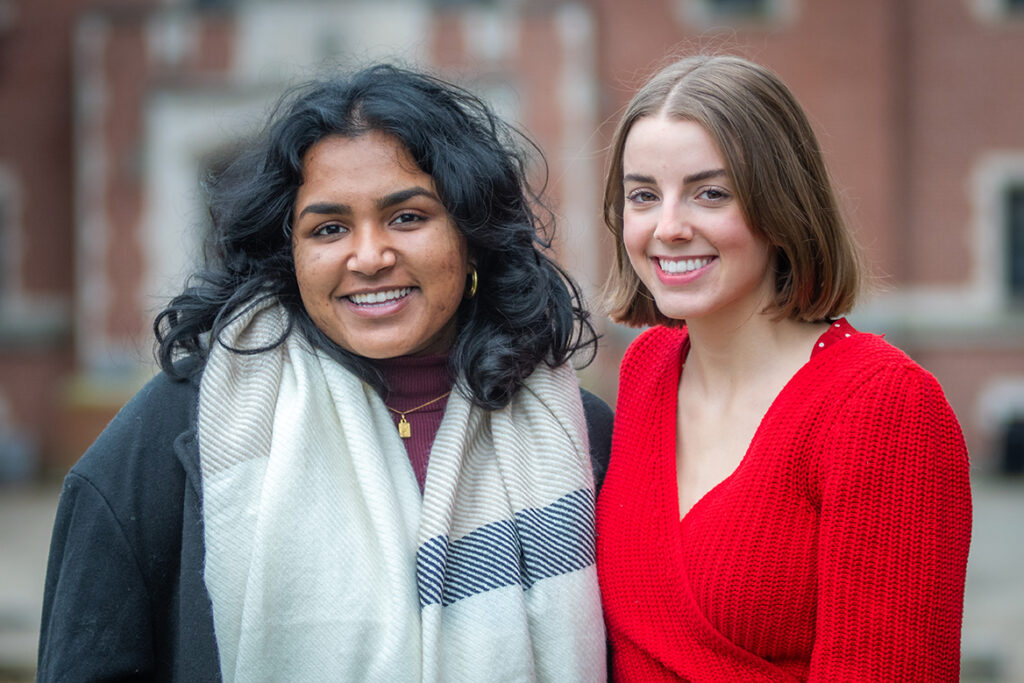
[596,321,971,682]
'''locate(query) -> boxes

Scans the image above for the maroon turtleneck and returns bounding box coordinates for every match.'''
[373,353,453,493]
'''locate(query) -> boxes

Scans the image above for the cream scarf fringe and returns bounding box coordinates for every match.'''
[197,298,606,682]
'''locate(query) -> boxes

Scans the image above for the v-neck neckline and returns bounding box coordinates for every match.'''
[672,318,859,525]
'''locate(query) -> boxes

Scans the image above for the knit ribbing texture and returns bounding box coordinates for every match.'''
[596,320,971,681]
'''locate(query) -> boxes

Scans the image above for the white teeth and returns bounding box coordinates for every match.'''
[658,257,712,274]
[348,287,411,305]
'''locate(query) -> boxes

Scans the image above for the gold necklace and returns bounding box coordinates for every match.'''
[385,391,451,439]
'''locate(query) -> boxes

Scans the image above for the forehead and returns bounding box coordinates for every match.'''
[622,116,725,173]
[298,131,433,195]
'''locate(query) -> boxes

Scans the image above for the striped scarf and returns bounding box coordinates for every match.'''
[197,298,606,681]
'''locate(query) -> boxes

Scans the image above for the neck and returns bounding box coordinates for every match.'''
[683,310,824,399]
[373,353,453,408]
[371,353,453,493]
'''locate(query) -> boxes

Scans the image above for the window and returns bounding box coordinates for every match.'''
[970,0,1024,22]
[0,195,7,299]
[196,142,244,262]
[1008,185,1024,302]
[673,0,795,28]
[432,0,501,8]
[1002,417,1024,474]
[0,169,23,344]
[0,1,15,35]
[706,0,771,19]
[0,170,14,305]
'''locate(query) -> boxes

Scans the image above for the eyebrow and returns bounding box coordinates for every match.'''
[298,201,350,219]
[623,168,728,186]
[297,186,441,219]
[376,186,439,211]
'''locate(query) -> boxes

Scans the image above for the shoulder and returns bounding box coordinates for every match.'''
[580,389,613,492]
[98,355,202,426]
[580,388,613,430]
[52,355,206,599]
[68,356,203,511]
[620,325,687,377]
[805,332,967,465]
[615,325,687,409]
[818,331,946,400]
[624,324,687,358]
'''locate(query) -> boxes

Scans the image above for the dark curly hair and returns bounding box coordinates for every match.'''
[154,63,596,409]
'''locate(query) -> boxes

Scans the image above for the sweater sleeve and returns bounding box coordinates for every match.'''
[809,361,971,681]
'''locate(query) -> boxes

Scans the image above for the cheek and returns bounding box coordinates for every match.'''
[292,251,310,292]
[435,254,467,312]
[430,227,468,311]
[731,225,771,264]
[621,218,650,269]
[292,246,329,306]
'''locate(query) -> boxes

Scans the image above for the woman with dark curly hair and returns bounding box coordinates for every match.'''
[38,63,610,682]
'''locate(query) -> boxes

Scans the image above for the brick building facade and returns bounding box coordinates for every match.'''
[1,0,1022,475]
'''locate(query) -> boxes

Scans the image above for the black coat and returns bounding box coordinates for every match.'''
[37,360,613,681]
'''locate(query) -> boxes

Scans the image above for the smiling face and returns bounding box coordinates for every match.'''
[291,131,469,359]
[621,116,775,326]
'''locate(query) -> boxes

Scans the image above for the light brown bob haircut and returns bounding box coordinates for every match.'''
[604,55,863,328]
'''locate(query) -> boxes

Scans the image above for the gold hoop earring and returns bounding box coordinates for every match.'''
[467,267,478,299]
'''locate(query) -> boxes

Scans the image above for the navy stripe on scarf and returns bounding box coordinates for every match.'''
[416,489,596,608]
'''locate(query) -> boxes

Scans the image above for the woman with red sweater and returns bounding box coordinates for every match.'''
[596,55,972,681]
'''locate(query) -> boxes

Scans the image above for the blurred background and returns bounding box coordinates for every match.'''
[0,0,1022,680]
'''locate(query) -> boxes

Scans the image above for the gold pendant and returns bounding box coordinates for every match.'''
[398,415,411,439]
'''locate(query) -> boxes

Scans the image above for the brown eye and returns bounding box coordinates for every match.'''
[391,212,426,226]
[627,189,658,203]
[697,188,730,202]
[312,223,348,237]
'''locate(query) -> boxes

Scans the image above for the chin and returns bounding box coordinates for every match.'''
[348,345,414,360]
[331,321,455,359]
[348,337,445,359]
[649,301,697,322]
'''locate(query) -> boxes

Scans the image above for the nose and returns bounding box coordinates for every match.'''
[347,226,396,276]
[652,198,693,243]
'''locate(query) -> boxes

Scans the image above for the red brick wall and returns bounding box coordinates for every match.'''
[1,0,1022,471]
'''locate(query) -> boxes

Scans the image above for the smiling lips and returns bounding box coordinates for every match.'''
[657,256,714,274]
[347,287,412,306]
